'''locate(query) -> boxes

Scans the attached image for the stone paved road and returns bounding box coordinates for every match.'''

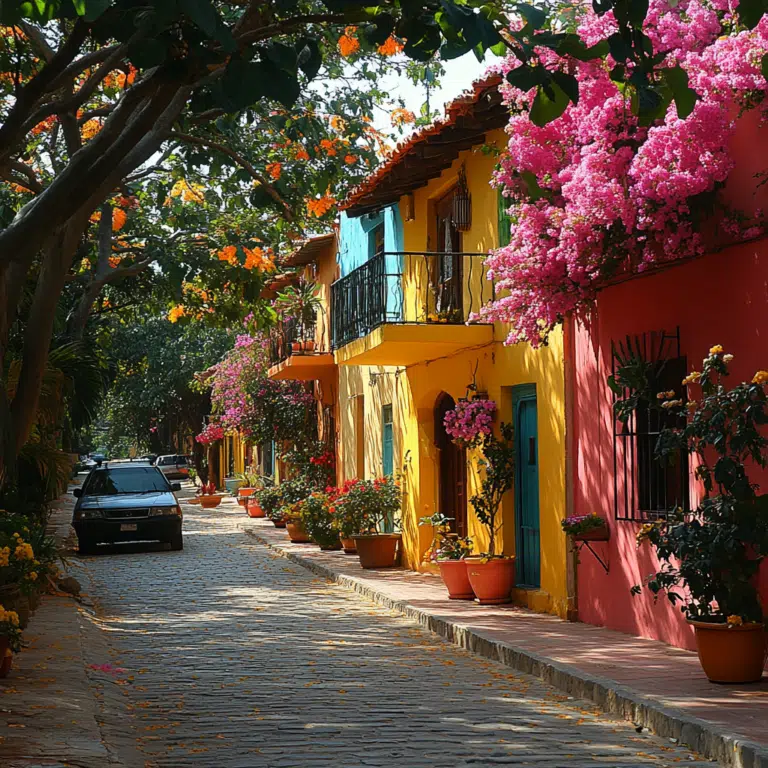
[80,499,715,768]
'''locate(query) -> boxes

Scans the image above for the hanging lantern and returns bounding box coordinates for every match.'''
[452,165,471,232]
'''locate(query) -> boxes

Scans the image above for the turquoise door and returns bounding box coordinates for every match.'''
[514,386,541,588]
[381,405,394,532]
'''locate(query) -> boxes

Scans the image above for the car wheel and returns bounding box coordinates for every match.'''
[168,531,183,551]
[78,536,98,555]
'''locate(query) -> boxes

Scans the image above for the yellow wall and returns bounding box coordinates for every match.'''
[336,129,571,618]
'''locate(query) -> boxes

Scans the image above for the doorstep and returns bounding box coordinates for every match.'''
[241,518,768,768]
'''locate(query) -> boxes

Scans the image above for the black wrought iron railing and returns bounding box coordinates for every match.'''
[268,315,319,367]
[330,251,492,350]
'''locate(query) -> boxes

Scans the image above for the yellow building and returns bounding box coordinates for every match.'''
[329,76,572,619]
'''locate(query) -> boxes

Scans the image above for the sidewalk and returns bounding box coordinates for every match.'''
[0,485,118,768]
[237,508,768,768]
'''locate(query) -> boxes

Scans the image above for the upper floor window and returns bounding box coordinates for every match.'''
[370,222,385,258]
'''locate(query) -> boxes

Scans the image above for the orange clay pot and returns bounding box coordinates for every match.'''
[465,557,515,605]
[340,536,357,554]
[199,494,222,509]
[246,498,265,518]
[438,559,474,600]
[690,621,767,683]
[352,534,401,569]
[286,520,312,543]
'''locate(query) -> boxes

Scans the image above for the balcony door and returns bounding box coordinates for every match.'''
[434,191,463,320]
[434,392,467,537]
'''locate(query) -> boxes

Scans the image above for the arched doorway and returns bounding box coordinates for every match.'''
[434,393,467,537]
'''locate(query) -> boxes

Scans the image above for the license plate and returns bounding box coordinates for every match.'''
[120,523,138,532]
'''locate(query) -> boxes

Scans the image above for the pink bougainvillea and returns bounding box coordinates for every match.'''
[481,1,768,346]
[444,399,497,448]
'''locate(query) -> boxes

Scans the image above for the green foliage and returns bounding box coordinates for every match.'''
[240,379,315,446]
[633,349,768,623]
[297,491,339,548]
[469,422,515,557]
[330,476,401,537]
[419,513,473,560]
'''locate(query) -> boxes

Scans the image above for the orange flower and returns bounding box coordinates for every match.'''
[112,208,127,231]
[319,138,337,156]
[243,247,276,272]
[217,245,239,266]
[391,108,415,126]
[338,27,360,58]
[81,119,102,140]
[31,115,56,136]
[344,154,358,165]
[329,116,346,132]
[378,36,404,56]
[306,194,335,218]
[108,256,121,268]
[265,162,282,181]
[168,305,186,323]
[294,147,310,161]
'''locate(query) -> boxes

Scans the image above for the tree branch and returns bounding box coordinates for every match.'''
[169,131,294,221]
[1,161,43,194]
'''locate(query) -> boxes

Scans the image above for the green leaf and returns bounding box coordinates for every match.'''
[514,3,547,30]
[128,38,168,69]
[520,170,545,201]
[557,34,609,61]
[552,70,579,106]
[628,0,649,25]
[661,66,697,119]
[738,0,767,29]
[529,80,571,126]
[505,64,542,92]
[179,0,218,37]
[607,32,633,63]
[297,38,322,80]
[761,52,768,81]
[83,0,110,21]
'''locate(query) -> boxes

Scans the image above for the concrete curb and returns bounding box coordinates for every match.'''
[242,525,768,768]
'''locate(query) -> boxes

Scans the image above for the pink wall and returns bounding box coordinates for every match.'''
[572,237,768,650]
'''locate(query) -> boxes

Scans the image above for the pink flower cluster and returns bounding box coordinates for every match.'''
[195,422,225,444]
[481,1,768,345]
[444,399,497,447]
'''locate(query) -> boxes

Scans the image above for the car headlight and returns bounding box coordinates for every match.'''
[74,509,102,520]
[149,506,182,517]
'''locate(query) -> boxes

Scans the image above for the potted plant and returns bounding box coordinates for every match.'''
[465,423,516,604]
[300,491,342,551]
[561,514,609,542]
[275,281,323,353]
[236,470,265,507]
[633,347,768,683]
[0,604,22,678]
[339,476,402,569]
[283,500,313,543]
[419,513,474,599]
[443,398,497,449]
[198,482,223,509]
[255,485,285,527]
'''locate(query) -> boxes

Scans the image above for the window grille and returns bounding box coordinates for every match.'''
[612,329,690,521]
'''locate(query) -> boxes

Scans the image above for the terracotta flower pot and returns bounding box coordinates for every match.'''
[247,499,265,518]
[199,494,222,509]
[272,519,286,529]
[340,536,357,554]
[187,497,201,505]
[690,620,767,683]
[466,557,515,605]
[353,534,401,569]
[319,541,342,551]
[302,340,316,352]
[238,487,255,498]
[438,559,474,600]
[291,341,302,353]
[286,520,312,543]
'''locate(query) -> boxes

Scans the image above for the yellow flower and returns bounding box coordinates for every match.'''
[167,305,186,323]
[682,372,701,386]
[28,571,38,581]
[727,614,743,626]
[661,399,683,409]
[709,345,724,356]
[686,400,697,410]
[14,542,34,561]
[752,370,768,385]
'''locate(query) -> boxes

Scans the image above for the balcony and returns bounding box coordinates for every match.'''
[330,251,494,366]
[267,315,335,381]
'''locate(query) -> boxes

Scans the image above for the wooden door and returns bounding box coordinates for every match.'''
[434,192,463,318]
[435,393,467,537]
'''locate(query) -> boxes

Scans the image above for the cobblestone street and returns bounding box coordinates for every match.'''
[70,499,714,768]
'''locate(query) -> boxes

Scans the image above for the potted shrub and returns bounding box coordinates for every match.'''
[300,491,342,551]
[339,476,402,569]
[419,513,474,599]
[283,500,313,543]
[256,485,285,527]
[275,281,323,353]
[247,495,266,518]
[633,347,768,683]
[443,398,497,449]
[197,482,223,509]
[464,423,516,604]
[561,514,609,542]
[0,605,21,679]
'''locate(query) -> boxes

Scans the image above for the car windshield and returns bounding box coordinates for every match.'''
[84,468,169,496]
[158,456,175,466]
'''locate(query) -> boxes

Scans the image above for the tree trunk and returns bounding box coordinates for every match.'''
[10,217,87,455]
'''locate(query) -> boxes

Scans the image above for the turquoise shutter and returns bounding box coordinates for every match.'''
[382,405,394,477]
[497,190,512,248]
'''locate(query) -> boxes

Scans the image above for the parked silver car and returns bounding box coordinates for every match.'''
[154,454,190,480]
